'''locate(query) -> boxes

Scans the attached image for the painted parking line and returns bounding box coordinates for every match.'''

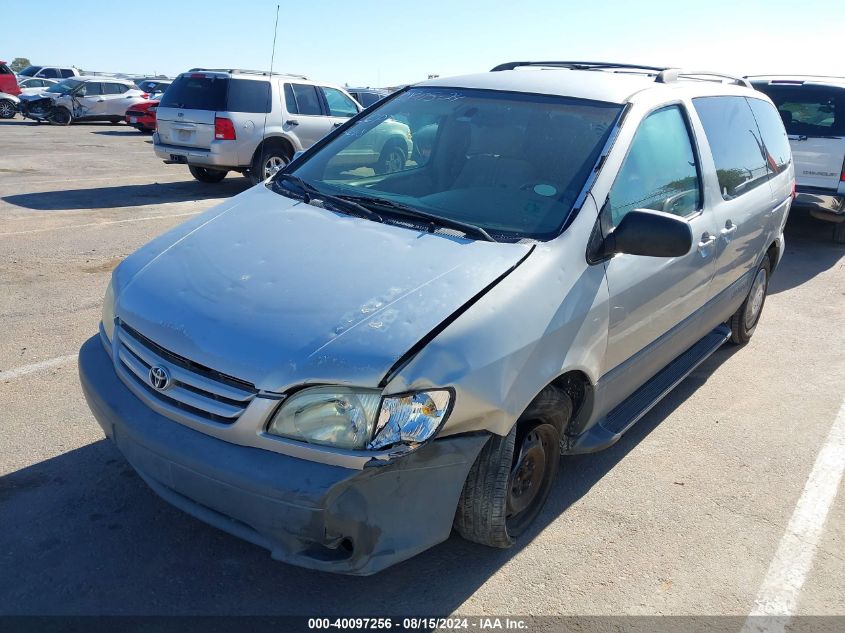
[741,396,845,633]
[0,354,77,381]
[0,210,201,236]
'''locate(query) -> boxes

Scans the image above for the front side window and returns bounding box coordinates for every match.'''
[42,68,60,78]
[280,87,622,241]
[608,105,701,227]
[322,87,358,117]
[694,96,769,199]
[60,69,74,78]
[78,82,103,97]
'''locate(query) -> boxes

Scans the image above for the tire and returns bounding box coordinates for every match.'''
[454,385,571,547]
[248,143,291,185]
[833,221,845,245]
[0,99,16,119]
[48,107,72,126]
[110,117,123,125]
[728,254,771,345]
[188,166,228,183]
[375,140,407,175]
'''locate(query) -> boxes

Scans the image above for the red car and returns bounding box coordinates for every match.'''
[125,99,158,133]
[0,61,22,96]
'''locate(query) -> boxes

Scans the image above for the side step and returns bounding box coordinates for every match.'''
[566,324,730,454]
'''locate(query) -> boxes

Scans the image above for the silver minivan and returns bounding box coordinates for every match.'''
[154,68,364,184]
[80,62,794,575]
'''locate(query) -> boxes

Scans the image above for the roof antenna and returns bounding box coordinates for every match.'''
[260,3,281,181]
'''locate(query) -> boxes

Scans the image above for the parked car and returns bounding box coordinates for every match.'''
[18,77,58,95]
[16,65,79,80]
[153,68,363,184]
[750,75,845,242]
[0,92,20,119]
[125,99,158,132]
[346,87,389,108]
[80,61,793,575]
[135,79,172,97]
[0,61,21,96]
[18,76,148,124]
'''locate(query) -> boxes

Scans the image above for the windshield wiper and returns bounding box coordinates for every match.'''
[335,194,497,243]
[273,174,383,223]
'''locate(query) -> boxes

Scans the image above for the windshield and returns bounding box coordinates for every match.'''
[18,66,42,77]
[281,87,621,241]
[46,79,81,94]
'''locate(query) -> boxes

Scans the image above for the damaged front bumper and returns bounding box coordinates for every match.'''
[78,335,488,575]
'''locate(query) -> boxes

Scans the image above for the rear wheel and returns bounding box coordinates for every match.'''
[454,385,571,547]
[248,143,291,185]
[0,99,16,119]
[188,166,228,183]
[728,254,771,345]
[375,140,407,175]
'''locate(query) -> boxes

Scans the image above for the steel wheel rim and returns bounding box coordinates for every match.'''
[744,267,767,329]
[507,428,549,518]
[263,155,286,180]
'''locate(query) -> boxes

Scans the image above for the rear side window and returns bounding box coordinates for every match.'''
[753,84,845,137]
[60,69,74,78]
[321,87,358,118]
[693,96,769,200]
[746,98,792,175]
[287,83,323,116]
[42,68,60,78]
[103,83,127,95]
[608,105,701,226]
[227,79,271,113]
[160,75,228,110]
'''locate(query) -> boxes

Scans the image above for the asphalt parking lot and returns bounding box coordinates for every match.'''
[0,119,843,620]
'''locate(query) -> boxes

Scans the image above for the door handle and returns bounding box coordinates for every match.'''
[285,119,299,126]
[697,233,716,253]
[332,122,342,128]
[97,99,105,102]
[720,221,738,239]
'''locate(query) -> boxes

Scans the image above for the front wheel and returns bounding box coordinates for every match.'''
[454,386,571,547]
[188,166,228,183]
[728,254,771,345]
[48,107,72,126]
[375,141,407,175]
[0,99,16,119]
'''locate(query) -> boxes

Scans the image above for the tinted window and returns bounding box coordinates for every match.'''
[746,97,792,175]
[19,66,42,77]
[288,87,621,241]
[290,83,323,116]
[227,79,271,113]
[79,82,103,96]
[103,83,127,95]
[0,64,11,75]
[284,83,297,113]
[322,87,358,117]
[609,105,701,226]
[694,96,769,199]
[60,69,74,78]
[752,84,845,137]
[360,92,382,107]
[41,68,60,78]
[160,75,228,110]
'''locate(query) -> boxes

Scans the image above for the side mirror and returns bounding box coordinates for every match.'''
[601,209,692,258]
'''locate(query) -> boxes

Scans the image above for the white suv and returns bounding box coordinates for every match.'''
[154,69,410,185]
[751,76,845,242]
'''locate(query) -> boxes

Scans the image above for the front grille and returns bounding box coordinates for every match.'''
[114,323,257,426]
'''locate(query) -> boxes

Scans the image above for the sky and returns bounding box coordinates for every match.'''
[4,0,844,88]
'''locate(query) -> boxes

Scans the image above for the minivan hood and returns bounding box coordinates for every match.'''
[116,185,532,391]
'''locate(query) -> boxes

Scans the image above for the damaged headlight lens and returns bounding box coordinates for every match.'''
[369,390,451,450]
[101,278,116,343]
[267,387,451,451]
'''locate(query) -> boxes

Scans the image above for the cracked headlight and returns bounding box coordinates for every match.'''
[101,278,115,343]
[267,387,451,451]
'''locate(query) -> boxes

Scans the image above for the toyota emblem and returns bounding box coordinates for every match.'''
[148,365,171,391]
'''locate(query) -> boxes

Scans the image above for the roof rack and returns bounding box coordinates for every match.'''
[188,68,308,80]
[656,69,751,88]
[491,61,667,73]
[491,61,752,88]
